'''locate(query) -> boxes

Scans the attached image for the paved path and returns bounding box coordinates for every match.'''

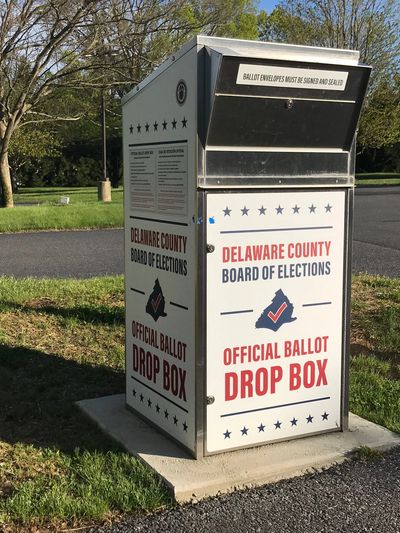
[89,446,400,533]
[0,187,398,278]
[353,186,400,278]
[0,229,124,278]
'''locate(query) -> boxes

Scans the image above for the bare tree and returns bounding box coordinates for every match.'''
[106,0,258,91]
[0,0,257,206]
[0,0,108,207]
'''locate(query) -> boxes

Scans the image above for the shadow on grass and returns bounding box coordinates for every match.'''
[0,343,124,453]
[0,301,124,326]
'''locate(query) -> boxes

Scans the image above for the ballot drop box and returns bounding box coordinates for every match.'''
[122,36,370,458]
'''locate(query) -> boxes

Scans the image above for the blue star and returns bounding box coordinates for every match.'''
[241,206,249,216]
[292,205,300,214]
[241,426,249,435]
[276,205,284,215]
[274,420,282,429]
[223,206,231,217]
[258,206,266,215]
[325,204,332,213]
[223,429,231,439]
[322,412,329,421]
[309,204,316,213]
[306,414,313,423]
[258,423,265,432]
[290,417,298,426]
[209,216,215,224]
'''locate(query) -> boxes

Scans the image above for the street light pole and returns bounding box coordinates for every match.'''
[101,88,107,182]
[98,87,112,202]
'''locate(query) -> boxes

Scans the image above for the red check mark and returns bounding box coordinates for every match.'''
[151,294,162,312]
[268,302,287,323]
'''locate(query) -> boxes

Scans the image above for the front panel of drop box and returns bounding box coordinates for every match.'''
[204,189,350,455]
[123,45,199,456]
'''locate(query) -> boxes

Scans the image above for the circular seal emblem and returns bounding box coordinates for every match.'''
[176,80,187,106]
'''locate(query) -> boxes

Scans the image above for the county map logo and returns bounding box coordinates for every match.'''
[255,289,297,332]
[146,279,167,322]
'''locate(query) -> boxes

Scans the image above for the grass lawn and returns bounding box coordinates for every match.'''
[355,172,400,186]
[350,275,400,432]
[14,186,123,205]
[0,273,399,530]
[0,187,123,233]
[0,276,169,531]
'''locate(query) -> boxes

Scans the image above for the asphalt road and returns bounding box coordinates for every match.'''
[0,228,124,278]
[89,447,400,533]
[0,187,398,278]
[353,186,400,278]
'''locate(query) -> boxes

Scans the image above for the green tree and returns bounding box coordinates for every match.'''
[35,0,259,189]
[359,74,400,148]
[9,126,61,187]
[259,0,399,87]
[259,0,400,151]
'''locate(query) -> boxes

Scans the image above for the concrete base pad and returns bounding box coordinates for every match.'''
[77,394,400,502]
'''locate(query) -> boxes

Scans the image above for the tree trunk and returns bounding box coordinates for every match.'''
[0,152,14,208]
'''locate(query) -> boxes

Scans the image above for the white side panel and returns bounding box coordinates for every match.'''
[206,190,345,454]
[123,47,197,453]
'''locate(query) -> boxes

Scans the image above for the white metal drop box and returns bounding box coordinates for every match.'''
[122,36,370,458]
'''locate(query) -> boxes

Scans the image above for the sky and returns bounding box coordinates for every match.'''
[258,0,279,12]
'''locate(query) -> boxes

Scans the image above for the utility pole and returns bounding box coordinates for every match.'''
[98,82,112,202]
[86,40,116,202]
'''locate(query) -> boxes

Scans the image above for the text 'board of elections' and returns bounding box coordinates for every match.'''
[206,190,345,453]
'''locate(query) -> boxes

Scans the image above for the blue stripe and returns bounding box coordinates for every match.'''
[220,309,253,315]
[303,302,332,307]
[220,396,331,418]
[220,225,333,235]
[131,288,145,295]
